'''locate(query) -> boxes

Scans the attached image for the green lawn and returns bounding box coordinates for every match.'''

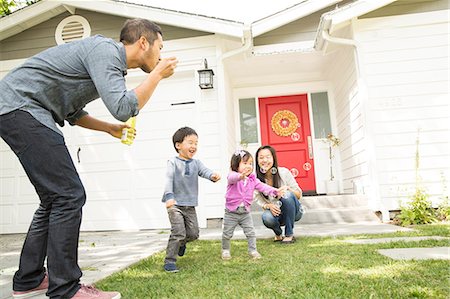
[97,224,449,299]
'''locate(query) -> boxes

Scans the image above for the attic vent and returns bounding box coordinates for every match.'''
[55,15,91,45]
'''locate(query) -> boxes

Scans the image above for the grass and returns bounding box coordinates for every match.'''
[97,224,449,299]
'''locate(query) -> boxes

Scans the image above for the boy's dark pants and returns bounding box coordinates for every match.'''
[164,205,199,264]
[0,110,85,298]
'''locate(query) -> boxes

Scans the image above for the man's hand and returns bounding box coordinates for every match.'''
[108,122,135,140]
[153,57,178,79]
[165,199,176,208]
[211,172,221,182]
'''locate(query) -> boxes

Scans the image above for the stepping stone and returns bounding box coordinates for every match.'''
[378,247,450,260]
[344,236,449,244]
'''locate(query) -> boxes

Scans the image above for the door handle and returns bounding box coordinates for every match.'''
[307,136,313,159]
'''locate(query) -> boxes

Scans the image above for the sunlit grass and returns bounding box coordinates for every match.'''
[97,224,450,299]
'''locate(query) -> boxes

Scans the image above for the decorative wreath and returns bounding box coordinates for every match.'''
[271,110,299,137]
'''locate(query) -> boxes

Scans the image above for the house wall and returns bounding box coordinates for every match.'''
[324,26,370,198]
[355,9,450,211]
[0,9,210,60]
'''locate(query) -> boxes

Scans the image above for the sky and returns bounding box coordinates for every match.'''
[121,0,304,23]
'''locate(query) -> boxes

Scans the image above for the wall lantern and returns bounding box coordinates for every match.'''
[197,58,214,89]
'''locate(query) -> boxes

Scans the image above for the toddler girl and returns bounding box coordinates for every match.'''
[221,150,282,260]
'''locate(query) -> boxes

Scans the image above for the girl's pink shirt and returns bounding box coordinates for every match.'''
[225,171,277,212]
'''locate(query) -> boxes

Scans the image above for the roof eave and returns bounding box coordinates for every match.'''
[251,0,342,38]
[314,0,399,51]
[0,0,66,41]
[0,0,245,41]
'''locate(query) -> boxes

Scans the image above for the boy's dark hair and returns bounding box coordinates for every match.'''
[120,19,162,46]
[172,127,198,152]
[255,145,281,188]
[230,150,252,172]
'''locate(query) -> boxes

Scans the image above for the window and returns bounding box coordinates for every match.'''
[311,92,332,139]
[239,98,258,144]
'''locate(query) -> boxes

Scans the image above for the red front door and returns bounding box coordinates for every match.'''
[259,94,316,192]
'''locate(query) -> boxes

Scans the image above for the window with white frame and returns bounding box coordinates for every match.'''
[311,92,332,139]
[238,98,258,144]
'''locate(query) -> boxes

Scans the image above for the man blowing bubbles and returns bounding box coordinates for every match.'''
[0,19,177,299]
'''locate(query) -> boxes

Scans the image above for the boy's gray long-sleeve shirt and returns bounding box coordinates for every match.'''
[0,35,139,135]
[162,157,214,206]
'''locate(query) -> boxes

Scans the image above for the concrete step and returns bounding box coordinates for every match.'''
[301,194,371,209]
[250,194,380,225]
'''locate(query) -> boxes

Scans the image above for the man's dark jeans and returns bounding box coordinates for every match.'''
[0,110,84,298]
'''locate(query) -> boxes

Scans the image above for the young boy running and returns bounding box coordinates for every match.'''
[162,127,221,272]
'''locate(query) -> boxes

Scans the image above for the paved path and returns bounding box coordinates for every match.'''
[0,222,413,299]
[378,247,450,260]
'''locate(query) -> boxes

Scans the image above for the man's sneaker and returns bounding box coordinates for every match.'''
[71,285,121,299]
[13,273,48,298]
[178,244,186,256]
[249,251,262,259]
[164,263,179,273]
[221,250,231,260]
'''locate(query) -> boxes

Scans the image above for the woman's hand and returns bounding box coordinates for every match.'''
[266,203,281,216]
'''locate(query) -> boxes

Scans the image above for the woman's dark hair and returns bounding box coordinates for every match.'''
[230,150,252,172]
[255,145,281,188]
[120,19,162,46]
[172,127,197,152]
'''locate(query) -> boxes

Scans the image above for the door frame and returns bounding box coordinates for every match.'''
[233,81,339,194]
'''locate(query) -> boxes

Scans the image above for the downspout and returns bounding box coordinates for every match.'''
[321,20,388,223]
[220,25,253,61]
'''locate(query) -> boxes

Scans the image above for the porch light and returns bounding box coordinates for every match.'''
[197,58,214,89]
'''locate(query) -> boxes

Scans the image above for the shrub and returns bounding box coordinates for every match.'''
[436,196,450,221]
[396,188,437,226]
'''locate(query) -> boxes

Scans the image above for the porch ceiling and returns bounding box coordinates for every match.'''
[224,50,333,88]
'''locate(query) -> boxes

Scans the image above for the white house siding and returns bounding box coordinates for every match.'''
[324,26,370,198]
[0,9,210,60]
[356,9,450,211]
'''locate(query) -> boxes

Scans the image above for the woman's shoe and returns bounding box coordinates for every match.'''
[281,236,296,244]
[273,236,283,242]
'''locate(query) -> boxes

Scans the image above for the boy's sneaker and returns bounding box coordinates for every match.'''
[249,251,262,259]
[71,285,121,299]
[164,263,179,273]
[178,244,186,256]
[221,250,231,260]
[13,273,48,298]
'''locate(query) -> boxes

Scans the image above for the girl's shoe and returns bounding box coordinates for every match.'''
[221,250,231,260]
[249,251,262,259]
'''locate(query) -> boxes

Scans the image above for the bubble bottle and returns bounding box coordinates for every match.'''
[121,116,136,145]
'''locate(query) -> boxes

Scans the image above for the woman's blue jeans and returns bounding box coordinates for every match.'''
[0,110,84,298]
[261,191,304,237]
